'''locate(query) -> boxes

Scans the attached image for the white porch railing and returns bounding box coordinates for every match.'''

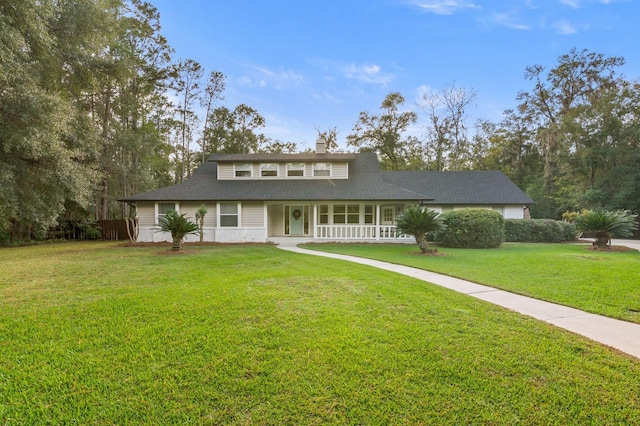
[315,225,413,240]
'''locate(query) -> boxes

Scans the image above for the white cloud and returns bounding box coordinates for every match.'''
[237,66,304,90]
[554,19,578,34]
[405,0,479,15]
[236,76,267,88]
[560,0,581,8]
[344,63,395,85]
[492,12,532,30]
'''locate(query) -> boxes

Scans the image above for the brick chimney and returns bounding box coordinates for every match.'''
[316,137,326,154]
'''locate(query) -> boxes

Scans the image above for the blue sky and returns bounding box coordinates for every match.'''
[150,0,639,150]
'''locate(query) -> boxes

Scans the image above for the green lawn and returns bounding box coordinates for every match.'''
[1,242,640,424]
[304,242,640,324]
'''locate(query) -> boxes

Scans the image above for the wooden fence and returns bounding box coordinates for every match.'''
[51,219,129,241]
[98,219,129,241]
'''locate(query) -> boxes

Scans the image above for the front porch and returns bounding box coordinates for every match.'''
[266,202,415,242]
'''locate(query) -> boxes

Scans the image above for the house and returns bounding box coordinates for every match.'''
[121,140,534,243]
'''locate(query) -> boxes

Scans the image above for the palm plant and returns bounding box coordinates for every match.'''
[575,210,638,249]
[395,206,446,254]
[156,210,199,251]
[195,204,208,243]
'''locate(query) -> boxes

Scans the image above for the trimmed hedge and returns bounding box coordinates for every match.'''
[436,208,504,248]
[504,219,577,243]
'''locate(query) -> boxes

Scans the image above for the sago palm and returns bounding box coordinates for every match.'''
[157,210,199,251]
[575,210,638,249]
[395,206,446,254]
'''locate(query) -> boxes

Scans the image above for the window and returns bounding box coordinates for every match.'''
[260,163,278,177]
[286,162,305,177]
[313,162,331,177]
[219,202,239,227]
[382,207,395,224]
[234,163,252,177]
[347,204,360,224]
[364,205,375,224]
[332,204,361,224]
[318,205,329,224]
[333,204,346,224]
[157,202,177,218]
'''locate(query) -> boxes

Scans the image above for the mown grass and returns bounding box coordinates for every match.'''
[304,242,640,324]
[1,241,640,424]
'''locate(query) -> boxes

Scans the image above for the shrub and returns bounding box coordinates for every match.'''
[395,206,446,254]
[436,208,504,248]
[79,220,102,240]
[576,210,638,249]
[505,219,577,243]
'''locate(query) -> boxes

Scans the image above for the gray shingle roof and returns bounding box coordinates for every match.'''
[121,152,533,205]
[383,171,534,205]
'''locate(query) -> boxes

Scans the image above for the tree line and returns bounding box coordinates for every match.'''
[1,0,638,242]
[348,48,640,219]
[0,0,292,242]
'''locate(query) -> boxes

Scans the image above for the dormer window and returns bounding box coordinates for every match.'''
[286,162,305,177]
[313,162,331,177]
[260,163,278,177]
[234,163,252,177]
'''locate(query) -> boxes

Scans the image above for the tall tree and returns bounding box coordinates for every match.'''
[419,83,478,171]
[199,70,226,163]
[172,59,203,181]
[516,48,625,216]
[0,0,101,239]
[347,92,418,170]
[315,126,341,152]
[203,104,266,154]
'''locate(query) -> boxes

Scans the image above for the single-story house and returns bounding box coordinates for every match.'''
[120,140,533,243]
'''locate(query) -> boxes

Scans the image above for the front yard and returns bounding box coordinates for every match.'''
[1,242,639,424]
[304,242,640,323]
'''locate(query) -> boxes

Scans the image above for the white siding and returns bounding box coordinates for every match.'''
[268,204,284,236]
[137,202,155,226]
[503,206,526,219]
[242,202,264,227]
[217,163,234,179]
[180,202,216,227]
[331,162,348,179]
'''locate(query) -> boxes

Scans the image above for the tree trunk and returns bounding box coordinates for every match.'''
[594,232,610,249]
[415,234,429,254]
[172,237,182,251]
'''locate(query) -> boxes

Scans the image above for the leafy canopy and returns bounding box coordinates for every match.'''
[395,206,445,254]
[575,210,638,248]
[156,210,199,251]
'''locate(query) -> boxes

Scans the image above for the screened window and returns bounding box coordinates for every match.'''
[313,162,331,177]
[260,163,278,177]
[318,205,329,224]
[219,202,239,227]
[234,163,252,177]
[157,202,177,218]
[347,204,360,224]
[333,204,346,224]
[287,163,305,177]
[382,207,395,224]
[364,204,375,224]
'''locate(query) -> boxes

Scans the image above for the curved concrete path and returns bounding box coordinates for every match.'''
[278,242,640,360]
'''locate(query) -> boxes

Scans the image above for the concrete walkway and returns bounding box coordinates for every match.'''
[277,241,640,360]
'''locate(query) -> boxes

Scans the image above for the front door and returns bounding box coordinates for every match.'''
[382,207,395,225]
[289,205,304,235]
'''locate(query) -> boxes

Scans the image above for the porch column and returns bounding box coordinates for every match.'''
[263,203,268,240]
[313,204,317,238]
[375,204,381,241]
